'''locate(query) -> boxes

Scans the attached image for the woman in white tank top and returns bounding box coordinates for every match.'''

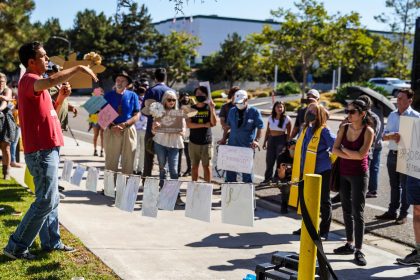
[262,101,291,183]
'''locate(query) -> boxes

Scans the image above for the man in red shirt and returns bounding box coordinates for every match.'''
[3,41,97,260]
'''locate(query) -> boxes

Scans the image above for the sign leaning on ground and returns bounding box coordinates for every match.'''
[216,145,254,174]
[397,116,420,179]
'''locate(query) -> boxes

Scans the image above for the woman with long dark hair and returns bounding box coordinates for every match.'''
[332,99,374,266]
[262,101,291,183]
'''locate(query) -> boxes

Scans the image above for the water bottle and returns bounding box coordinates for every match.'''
[242,274,256,280]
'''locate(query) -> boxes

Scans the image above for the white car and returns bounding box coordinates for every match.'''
[368,77,411,97]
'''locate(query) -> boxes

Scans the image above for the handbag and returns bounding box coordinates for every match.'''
[329,157,340,192]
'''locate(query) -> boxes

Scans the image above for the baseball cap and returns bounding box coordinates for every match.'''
[234,90,248,104]
[306,89,320,99]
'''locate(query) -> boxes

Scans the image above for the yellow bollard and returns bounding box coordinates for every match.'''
[297,174,322,280]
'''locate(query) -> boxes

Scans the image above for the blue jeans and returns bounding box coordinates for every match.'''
[5,147,62,254]
[10,127,20,163]
[387,152,409,217]
[368,146,382,192]
[154,143,179,184]
[225,171,253,183]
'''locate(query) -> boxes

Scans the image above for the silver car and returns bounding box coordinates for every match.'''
[368,77,411,97]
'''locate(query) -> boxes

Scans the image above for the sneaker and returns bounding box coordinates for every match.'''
[366,191,378,198]
[395,216,408,225]
[354,250,367,266]
[375,212,397,220]
[331,194,341,204]
[182,170,191,177]
[100,150,104,157]
[292,228,301,235]
[3,248,37,260]
[334,243,355,255]
[93,150,98,156]
[396,250,420,266]
[44,244,77,253]
[176,197,185,206]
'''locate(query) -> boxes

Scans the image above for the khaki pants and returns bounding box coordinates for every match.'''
[104,126,137,174]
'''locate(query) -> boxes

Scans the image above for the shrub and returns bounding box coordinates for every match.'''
[276,82,301,96]
[257,92,270,98]
[215,101,224,109]
[328,102,344,110]
[285,101,300,111]
[213,97,226,103]
[211,89,225,99]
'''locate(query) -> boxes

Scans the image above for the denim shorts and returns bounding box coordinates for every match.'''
[406,175,420,205]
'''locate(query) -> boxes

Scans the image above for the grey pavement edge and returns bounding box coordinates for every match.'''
[8,135,420,280]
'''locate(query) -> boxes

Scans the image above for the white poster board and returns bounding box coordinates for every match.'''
[216,145,254,174]
[185,182,213,222]
[85,167,99,193]
[157,180,182,211]
[221,183,254,227]
[103,171,115,198]
[70,164,86,186]
[117,176,141,212]
[142,178,160,218]
[61,160,74,182]
[115,173,128,209]
[397,116,420,179]
[199,81,212,101]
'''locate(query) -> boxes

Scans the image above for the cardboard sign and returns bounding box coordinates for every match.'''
[185,182,213,222]
[61,160,74,182]
[142,178,160,218]
[216,145,254,174]
[221,183,254,227]
[117,176,141,212]
[155,110,184,133]
[115,173,128,209]
[85,167,99,193]
[199,81,212,101]
[103,170,115,198]
[157,180,182,211]
[98,104,118,129]
[397,116,420,179]
[24,166,35,193]
[82,95,107,115]
[70,164,86,186]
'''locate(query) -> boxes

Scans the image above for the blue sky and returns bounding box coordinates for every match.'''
[32,0,392,31]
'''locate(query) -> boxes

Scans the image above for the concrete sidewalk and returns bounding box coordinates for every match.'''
[10,136,420,280]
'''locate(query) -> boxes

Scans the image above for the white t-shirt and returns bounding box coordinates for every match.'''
[267,115,291,132]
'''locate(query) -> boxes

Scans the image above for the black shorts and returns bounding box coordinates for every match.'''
[406,175,420,205]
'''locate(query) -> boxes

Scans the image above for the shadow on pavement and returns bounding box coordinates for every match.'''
[208,251,280,272]
[336,265,419,279]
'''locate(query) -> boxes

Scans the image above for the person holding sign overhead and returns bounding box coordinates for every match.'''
[103,72,140,175]
[223,90,264,183]
[3,41,98,260]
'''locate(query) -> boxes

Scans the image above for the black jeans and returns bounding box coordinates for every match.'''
[143,131,155,177]
[339,172,368,249]
[386,152,409,217]
[264,135,287,181]
[178,142,191,174]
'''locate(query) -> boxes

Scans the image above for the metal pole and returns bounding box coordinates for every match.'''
[67,124,79,146]
[337,66,342,88]
[273,65,278,104]
[332,69,336,91]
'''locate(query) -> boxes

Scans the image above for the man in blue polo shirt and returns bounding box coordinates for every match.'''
[142,68,173,177]
[225,90,264,183]
[103,71,140,174]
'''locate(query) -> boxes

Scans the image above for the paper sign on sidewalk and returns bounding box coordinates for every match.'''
[103,170,115,198]
[221,183,254,227]
[98,104,118,129]
[115,173,128,209]
[216,145,254,174]
[142,178,160,218]
[70,164,86,186]
[61,160,74,182]
[185,182,213,222]
[117,176,141,212]
[157,180,182,211]
[85,167,99,193]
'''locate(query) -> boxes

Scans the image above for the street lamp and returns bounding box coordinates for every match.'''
[50,35,71,54]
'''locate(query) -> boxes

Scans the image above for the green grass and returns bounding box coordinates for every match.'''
[0,179,120,280]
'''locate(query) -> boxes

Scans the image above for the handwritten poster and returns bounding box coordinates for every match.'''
[216,145,254,174]
[157,180,182,211]
[61,160,74,182]
[155,110,184,133]
[82,95,107,114]
[185,182,213,222]
[142,178,160,218]
[85,167,99,193]
[397,116,420,179]
[98,104,118,129]
[103,170,115,198]
[70,164,86,186]
[221,183,254,227]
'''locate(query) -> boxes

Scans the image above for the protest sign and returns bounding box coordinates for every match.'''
[142,178,160,218]
[221,183,254,227]
[157,180,182,211]
[61,160,74,182]
[397,116,420,179]
[24,166,35,193]
[70,164,86,186]
[155,110,184,133]
[115,173,128,209]
[82,96,107,115]
[185,182,213,222]
[85,167,99,193]
[117,176,141,212]
[103,171,115,198]
[216,145,254,174]
[199,81,212,101]
[98,104,118,129]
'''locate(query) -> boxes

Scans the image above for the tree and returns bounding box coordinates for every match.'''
[155,31,201,87]
[251,0,379,96]
[375,0,419,78]
[198,33,258,88]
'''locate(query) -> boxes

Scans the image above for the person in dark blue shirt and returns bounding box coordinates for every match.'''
[103,72,140,175]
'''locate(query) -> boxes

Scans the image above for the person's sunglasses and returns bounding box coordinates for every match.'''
[345,109,357,115]
[167,99,177,102]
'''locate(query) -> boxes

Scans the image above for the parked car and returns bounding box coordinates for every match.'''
[368,77,411,97]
